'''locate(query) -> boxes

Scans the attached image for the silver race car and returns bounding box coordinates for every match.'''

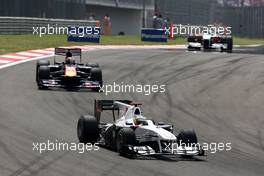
[187,27,233,53]
[77,100,205,158]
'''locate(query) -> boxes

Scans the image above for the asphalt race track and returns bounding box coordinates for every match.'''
[0,48,264,176]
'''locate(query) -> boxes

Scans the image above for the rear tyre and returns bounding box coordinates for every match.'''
[203,39,210,51]
[116,128,136,156]
[37,66,50,89]
[220,38,233,53]
[226,38,233,53]
[90,68,103,92]
[77,115,99,144]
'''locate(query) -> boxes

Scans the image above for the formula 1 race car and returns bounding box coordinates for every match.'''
[36,48,102,91]
[77,100,205,158]
[187,28,233,53]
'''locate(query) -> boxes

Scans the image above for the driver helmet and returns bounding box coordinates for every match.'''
[133,116,145,125]
[65,52,75,64]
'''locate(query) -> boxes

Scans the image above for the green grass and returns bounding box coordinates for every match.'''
[233,37,264,45]
[0,35,184,55]
[0,35,263,55]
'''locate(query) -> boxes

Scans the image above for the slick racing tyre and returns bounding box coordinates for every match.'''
[37,66,50,89]
[77,115,99,144]
[177,129,198,147]
[203,39,210,51]
[116,128,136,156]
[36,60,50,82]
[90,68,103,92]
[177,129,199,158]
[38,66,50,79]
[104,125,117,147]
[220,38,233,53]
[226,38,233,53]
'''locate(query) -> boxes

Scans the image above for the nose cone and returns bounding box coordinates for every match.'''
[65,66,77,77]
[135,126,176,141]
[157,127,176,140]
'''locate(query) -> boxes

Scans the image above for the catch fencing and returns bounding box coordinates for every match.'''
[156,0,264,38]
[214,6,264,38]
[155,0,213,26]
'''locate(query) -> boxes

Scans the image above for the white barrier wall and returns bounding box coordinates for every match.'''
[86,5,143,35]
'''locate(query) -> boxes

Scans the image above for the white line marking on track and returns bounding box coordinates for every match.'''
[0,55,51,69]
[0,60,11,64]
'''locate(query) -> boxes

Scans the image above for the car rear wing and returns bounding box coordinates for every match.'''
[54,48,82,63]
[94,100,132,122]
[55,48,81,56]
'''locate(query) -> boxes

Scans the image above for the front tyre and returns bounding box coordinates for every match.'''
[77,115,99,144]
[116,128,136,157]
[177,129,198,147]
[36,60,50,82]
[37,66,50,89]
[90,68,103,92]
[177,129,198,158]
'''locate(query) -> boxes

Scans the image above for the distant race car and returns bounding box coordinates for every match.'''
[77,100,205,158]
[187,28,233,53]
[36,48,102,91]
